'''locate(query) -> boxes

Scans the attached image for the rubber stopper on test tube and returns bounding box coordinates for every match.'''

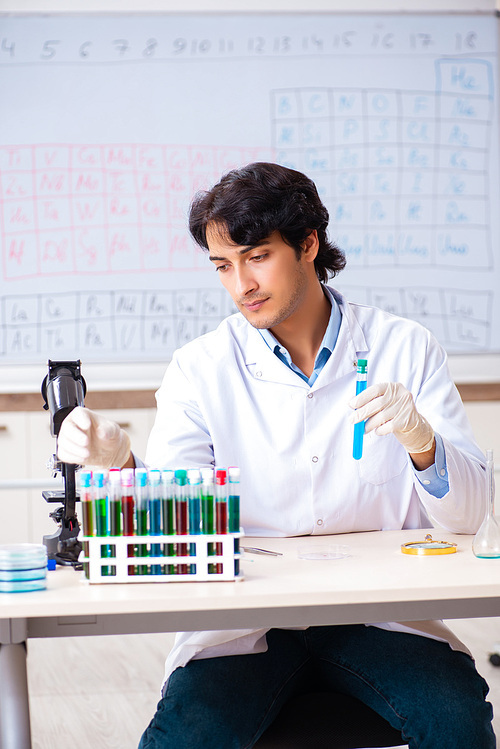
[121,468,135,487]
[93,470,105,488]
[79,470,92,488]
[216,469,227,485]
[187,468,201,484]
[228,466,240,482]
[162,469,175,486]
[175,469,188,485]
[135,468,148,487]
[149,469,161,486]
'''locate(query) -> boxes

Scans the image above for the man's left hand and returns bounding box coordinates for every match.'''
[350,382,435,455]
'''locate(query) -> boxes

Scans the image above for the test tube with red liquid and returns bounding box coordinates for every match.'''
[215,469,228,573]
[121,468,135,575]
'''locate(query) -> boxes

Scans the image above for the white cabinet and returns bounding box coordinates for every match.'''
[0,411,30,543]
[464,402,500,459]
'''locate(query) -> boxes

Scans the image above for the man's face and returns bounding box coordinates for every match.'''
[207,225,316,330]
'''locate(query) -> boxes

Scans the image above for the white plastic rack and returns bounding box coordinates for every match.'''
[81,532,243,583]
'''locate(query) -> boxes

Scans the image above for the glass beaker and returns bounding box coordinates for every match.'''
[472,450,500,558]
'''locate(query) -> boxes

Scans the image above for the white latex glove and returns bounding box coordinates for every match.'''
[350,382,435,455]
[57,406,131,469]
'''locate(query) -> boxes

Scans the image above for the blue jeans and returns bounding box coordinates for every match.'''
[138,625,495,749]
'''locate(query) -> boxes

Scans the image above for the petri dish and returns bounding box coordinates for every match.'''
[0,543,48,570]
[298,545,350,560]
[0,567,47,582]
[0,578,47,593]
[0,544,48,592]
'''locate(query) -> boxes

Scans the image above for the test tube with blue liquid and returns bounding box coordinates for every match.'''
[353,359,368,460]
[149,469,162,575]
[187,468,202,573]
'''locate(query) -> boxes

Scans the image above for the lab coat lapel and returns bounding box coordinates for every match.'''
[243,323,309,388]
[312,288,370,388]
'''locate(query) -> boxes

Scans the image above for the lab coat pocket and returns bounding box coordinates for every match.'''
[357,430,407,486]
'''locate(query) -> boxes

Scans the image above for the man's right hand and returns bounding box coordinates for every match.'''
[57,406,131,469]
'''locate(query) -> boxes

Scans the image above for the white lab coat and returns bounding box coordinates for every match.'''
[145,287,486,689]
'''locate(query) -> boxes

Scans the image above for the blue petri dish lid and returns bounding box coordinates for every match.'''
[0,567,47,582]
[0,544,48,571]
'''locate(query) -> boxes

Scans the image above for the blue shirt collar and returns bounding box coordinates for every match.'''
[258,286,342,385]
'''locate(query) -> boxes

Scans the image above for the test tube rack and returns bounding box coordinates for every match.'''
[81,532,243,583]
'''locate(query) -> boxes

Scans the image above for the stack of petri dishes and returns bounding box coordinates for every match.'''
[0,544,48,593]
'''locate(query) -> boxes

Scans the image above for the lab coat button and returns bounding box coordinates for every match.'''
[307,393,313,399]
[256,371,262,378]
[312,456,319,463]
[317,519,323,526]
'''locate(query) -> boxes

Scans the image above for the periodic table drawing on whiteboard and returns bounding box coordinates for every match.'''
[0,13,498,362]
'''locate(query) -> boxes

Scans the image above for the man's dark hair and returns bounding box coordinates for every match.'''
[188,162,346,283]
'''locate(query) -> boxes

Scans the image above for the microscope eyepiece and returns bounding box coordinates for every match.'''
[41,359,87,436]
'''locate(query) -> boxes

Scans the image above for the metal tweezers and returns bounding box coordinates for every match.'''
[241,546,283,556]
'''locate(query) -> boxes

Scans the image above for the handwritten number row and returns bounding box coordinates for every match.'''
[0,32,478,61]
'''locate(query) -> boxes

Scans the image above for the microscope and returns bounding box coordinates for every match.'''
[41,359,87,566]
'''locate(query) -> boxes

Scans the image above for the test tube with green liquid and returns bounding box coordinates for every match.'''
[201,467,215,573]
[93,470,107,536]
[93,470,112,576]
[106,467,121,574]
[228,466,240,576]
[148,469,162,575]
[187,468,201,574]
[161,469,175,574]
[108,468,122,537]
[135,468,149,575]
[201,467,215,533]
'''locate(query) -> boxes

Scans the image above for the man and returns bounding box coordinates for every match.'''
[58,162,494,748]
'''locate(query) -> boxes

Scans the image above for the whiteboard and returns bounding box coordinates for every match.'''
[0,12,499,366]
